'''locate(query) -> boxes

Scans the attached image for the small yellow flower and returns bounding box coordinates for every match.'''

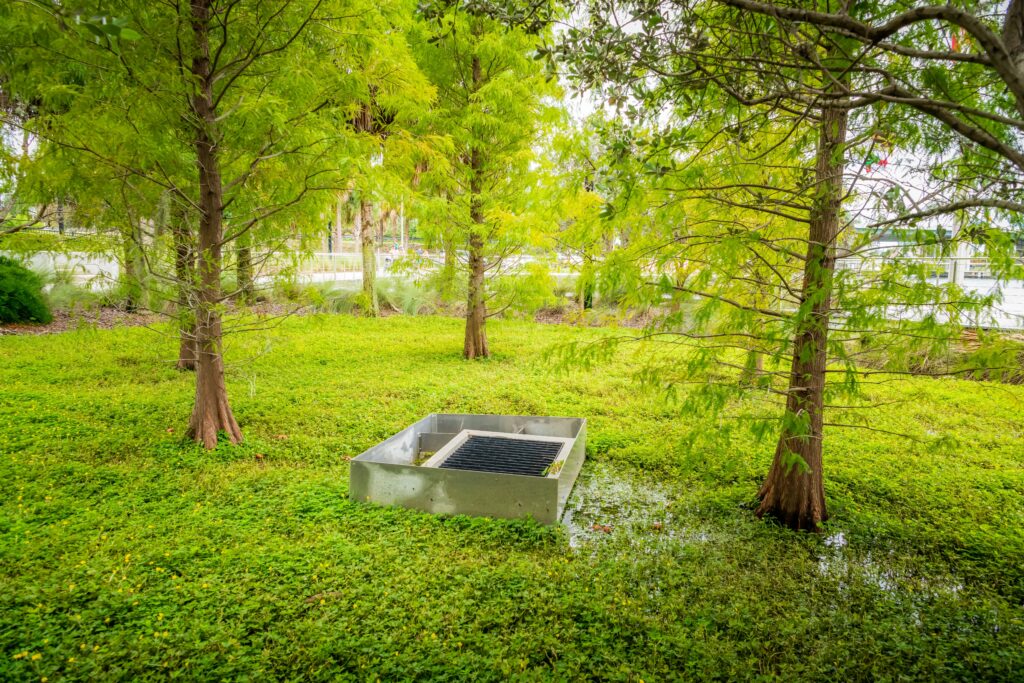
[31,653,41,661]
[13,652,27,660]
[68,657,76,663]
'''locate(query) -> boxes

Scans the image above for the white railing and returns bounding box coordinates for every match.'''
[836,255,1024,281]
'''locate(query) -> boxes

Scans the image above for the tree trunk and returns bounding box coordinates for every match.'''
[172,209,197,371]
[334,193,344,253]
[463,53,489,359]
[740,349,764,386]
[121,223,144,312]
[1005,0,1024,71]
[236,231,254,305]
[360,198,378,316]
[756,74,848,531]
[579,256,595,311]
[187,0,242,448]
[464,229,488,359]
[399,201,406,251]
[440,234,458,302]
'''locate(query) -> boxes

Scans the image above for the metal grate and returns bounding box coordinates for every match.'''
[439,435,562,477]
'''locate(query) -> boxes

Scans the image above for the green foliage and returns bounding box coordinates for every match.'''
[41,270,101,312]
[0,231,114,256]
[0,256,52,323]
[305,282,359,315]
[0,316,1022,680]
[553,2,1024,460]
[377,278,440,315]
[408,5,563,321]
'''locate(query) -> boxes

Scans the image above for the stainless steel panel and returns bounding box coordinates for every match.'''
[349,413,587,525]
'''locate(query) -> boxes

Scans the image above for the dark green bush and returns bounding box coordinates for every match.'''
[0,256,52,323]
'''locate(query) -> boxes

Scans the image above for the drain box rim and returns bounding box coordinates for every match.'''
[420,429,574,477]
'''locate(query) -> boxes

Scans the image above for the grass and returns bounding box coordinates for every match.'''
[1,314,1022,681]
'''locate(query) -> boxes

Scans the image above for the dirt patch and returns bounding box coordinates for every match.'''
[0,307,161,336]
[534,307,657,329]
[0,301,311,336]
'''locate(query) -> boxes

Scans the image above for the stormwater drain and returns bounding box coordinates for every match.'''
[349,414,586,524]
[437,435,563,476]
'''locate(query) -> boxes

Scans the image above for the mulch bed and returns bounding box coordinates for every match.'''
[0,302,304,336]
[0,308,161,336]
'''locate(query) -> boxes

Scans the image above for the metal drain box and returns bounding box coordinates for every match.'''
[348,414,586,524]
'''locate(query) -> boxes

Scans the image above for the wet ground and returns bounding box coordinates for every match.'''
[561,463,708,549]
[561,462,965,599]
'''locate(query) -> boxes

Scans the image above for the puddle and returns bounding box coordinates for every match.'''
[817,540,964,599]
[824,531,847,548]
[561,462,710,550]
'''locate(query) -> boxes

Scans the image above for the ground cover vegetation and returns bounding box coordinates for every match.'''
[1,315,1023,681]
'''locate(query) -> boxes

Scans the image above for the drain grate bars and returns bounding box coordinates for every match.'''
[438,435,562,477]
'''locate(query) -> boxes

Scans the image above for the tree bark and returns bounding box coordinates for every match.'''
[464,228,488,359]
[756,72,848,531]
[1005,0,1024,70]
[360,198,379,316]
[172,209,197,371]
[463,53,489,359]
[187,0,242,448]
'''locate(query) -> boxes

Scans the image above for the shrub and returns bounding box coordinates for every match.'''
[0,256,52,323]
[378,278,439,316]
[46,280,101,312]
